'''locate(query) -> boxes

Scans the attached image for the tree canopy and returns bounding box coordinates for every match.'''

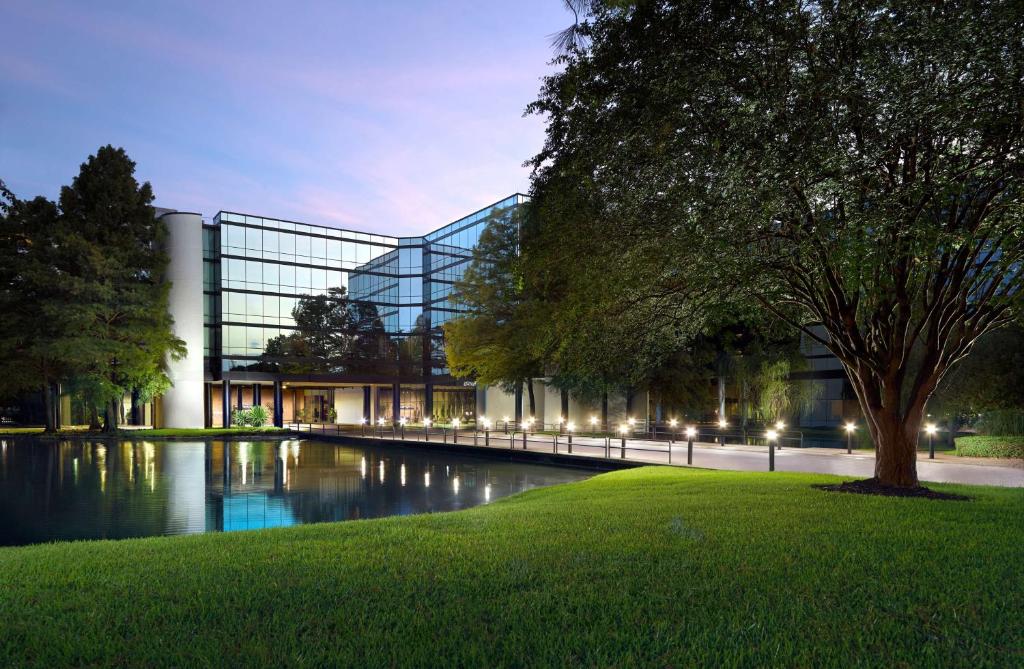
[0,147,184,430]
[526,0,1024,486]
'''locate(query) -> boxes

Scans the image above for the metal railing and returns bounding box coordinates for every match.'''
[289,421,806,472]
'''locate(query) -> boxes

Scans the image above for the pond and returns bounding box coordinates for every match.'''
[0,438,593,547]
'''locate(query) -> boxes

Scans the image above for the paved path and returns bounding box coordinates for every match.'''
[292,425,1024,488]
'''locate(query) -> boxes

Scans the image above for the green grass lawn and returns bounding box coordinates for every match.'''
[1,468,1021,667]
[955,435,1024,459]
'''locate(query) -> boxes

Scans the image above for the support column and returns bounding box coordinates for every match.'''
[560,390,569,420]
[253,384,262,408]
[392,383,401,423]
[362,385,371,422]
[424,382,434,422]
[222,379,232,428]
[273,381,283,427]
[514,382,524,425]
[236,386,243,410]
[204,383,213,428]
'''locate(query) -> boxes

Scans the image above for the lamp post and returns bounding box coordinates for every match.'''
[668,418,678,446]
[360,417,366,437]
[590,416,599,438]
[619,424,628,458]
[844,422,856,454]
[399,417,407,440]
[775,421,785,450]
[566,421,575,454]
[767,429,778,471]
[718,419,728,445]
[377,416,385,438]
[926,423,937,459]
[482,417,492,446]
[503,416,510,434]
[424,417,432,442]
[452,418,461,444]
[685,426,696,465]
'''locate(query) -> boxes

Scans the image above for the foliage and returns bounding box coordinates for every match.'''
[954,435,1024,459]
[255,287,393,375]
[0,183,72,431]
[976,410,1024,437]
[527,1,1024,487]
[445,205,545,411]
[231,405,269,428]
[0,467,1020,666]
[929,324,1024,419]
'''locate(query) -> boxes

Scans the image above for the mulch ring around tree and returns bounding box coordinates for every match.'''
[812,478,971,501]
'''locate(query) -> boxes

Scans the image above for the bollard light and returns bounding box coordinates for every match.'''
[766,429,778,471]
[719,419,728,429]
[844,421,856,454]
[619,424,628,458]
[399,416,407,439]
[669,418,678,428]
[775,420,786,431]
[567,421,576,432]
[925,423,937,459]
[685,426,697,439]
[360,416,367,437]
[482,418,492,430]
[685,426,696,465]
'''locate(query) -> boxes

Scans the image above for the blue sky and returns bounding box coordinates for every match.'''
[1,1,569,235]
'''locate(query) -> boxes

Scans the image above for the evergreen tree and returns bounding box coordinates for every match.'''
[0,182,71,431]
[57,146,184,431]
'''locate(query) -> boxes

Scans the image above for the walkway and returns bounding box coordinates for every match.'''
[289,424,1024,488]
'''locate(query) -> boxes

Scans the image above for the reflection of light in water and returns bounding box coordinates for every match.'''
[378,459,385,483]
[96,445,107,493]
[239,443,249,485]
[360,457,366,479]
[446,465,450,477]
[485,484,491,502]
[73,457,79,483]
[290,441,301,460]
[400,464,406,487]
[279,443,288,461]
[453,476,460,494]
[424,471,430,487]
[165,442,206,535]
[127,445,134,482]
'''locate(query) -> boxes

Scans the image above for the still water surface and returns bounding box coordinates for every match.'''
[0,438,592,547]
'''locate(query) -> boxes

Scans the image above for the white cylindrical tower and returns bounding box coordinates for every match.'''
[161,211,206,428]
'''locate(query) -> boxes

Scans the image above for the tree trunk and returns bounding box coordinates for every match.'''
[42,383,56,433]
[526,379,536,418]
[103,399,119,433]
[88,406,102,431]
[870,413,920,487]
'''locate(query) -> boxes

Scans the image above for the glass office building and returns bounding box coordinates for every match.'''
[198,194,527,427]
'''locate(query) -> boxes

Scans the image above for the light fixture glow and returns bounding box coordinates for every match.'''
[669,419,678,428]
[452,418,461,428]
[844,422,856,433]
[767,429,778,441]
[718,419,728,429]
[685,426,697,438]
[567,421,576,432]
[925,423,937,435]
[619,424,629,435]
[590,416,598,425]
[424,418,432,427]
[775,420,786,430]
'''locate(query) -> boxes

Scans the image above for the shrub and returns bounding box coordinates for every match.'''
[231,405,269,427]
[954,436,1024,459]
[248,405,269,427]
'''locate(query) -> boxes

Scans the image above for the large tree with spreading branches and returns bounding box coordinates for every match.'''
[528,0,1023,487]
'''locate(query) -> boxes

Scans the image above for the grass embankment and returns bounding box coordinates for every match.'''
[0,426,288,438]
[955,435,1024,459]
[1,467,1021,667]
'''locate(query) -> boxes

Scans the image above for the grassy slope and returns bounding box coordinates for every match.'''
[1,467,1021,667]
[956,435,1024,459]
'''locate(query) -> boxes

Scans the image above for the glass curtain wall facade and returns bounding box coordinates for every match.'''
[201,194,526,425]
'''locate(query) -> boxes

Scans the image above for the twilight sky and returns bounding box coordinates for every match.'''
[1,1,569,235]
